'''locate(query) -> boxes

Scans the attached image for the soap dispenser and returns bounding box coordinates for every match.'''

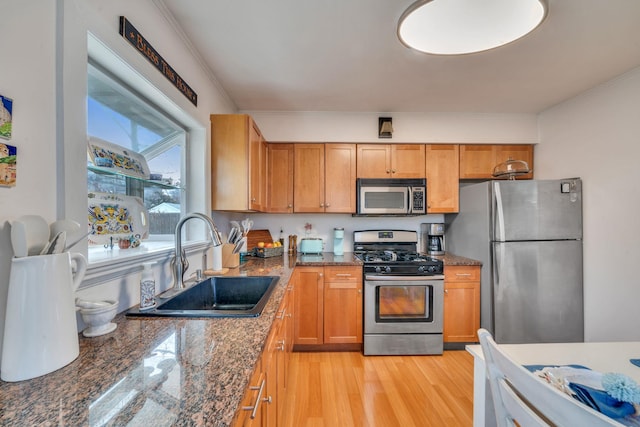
[140,262,156,311]
[333,227,344,256]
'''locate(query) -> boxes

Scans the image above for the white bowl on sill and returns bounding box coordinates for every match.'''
[77,299,118,337]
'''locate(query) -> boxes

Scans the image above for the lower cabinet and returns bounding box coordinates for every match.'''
[292,265,363,348]
[234,283,293,427]
[443,265,481,343]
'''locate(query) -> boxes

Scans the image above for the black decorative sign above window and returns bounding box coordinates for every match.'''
[119,16,198,106]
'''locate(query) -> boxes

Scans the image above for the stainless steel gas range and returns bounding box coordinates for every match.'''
[354,230,444,355]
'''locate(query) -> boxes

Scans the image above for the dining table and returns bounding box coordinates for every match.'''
[466,341,640,427]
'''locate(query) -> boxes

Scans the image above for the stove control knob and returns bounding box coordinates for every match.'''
[385,266,392,274]
[427,265,437,273]
[375,266,382,274]
[418,266,426,273]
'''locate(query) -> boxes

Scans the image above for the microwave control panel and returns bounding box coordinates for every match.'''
[412,187,426,213]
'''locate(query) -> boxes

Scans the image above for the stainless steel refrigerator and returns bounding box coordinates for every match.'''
[446,179,583,344]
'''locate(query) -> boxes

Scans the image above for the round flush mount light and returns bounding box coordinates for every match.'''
[398,0,548,55]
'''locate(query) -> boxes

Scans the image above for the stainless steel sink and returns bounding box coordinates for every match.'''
[126,276,279,318]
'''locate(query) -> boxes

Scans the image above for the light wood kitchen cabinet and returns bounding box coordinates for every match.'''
[292,266,324,345]
[323,266,363,344]
[293,265,363,347]
[443,265,481,343]
[425,144,459,213]
[211,114,267,211]
[266,143,294,213]
[356,144,425,178]
[459,144,534,180]
[234,281,293,427]
[235,359,265,426]
[293,144,356,213]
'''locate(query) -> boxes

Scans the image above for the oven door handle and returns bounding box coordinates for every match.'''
[365,274,444,281]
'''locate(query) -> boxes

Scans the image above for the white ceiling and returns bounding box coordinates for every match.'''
[158,0,640,114]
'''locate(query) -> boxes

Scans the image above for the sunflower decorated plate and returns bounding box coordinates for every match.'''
[88,192,149,245]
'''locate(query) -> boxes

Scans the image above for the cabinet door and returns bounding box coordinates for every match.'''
[235,361,265,427]
[391,144,425,178]
[459,144,495,179]
[324,144,356,213]
[425,144,459,213]
[266,144,294,213]
[249,122,266,211]
[443,265,480,343]
[293,144,325,212]
[495,144,534,180]
[211,114,251,211]
[263,329,278,427]
[356,144,391,178]
[323,266,363,344]
[293,267,324,345]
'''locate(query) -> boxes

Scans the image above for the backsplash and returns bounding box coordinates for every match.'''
[211,212,445,253]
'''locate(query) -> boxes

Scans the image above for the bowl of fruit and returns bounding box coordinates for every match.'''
[254,241,284,258]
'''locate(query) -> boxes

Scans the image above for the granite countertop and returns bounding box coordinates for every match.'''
[438,253,483,266]
[0,253,360,426]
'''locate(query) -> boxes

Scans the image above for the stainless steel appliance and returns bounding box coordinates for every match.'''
[354,230,444,355]
[420,223,445,255]
[446,179,583,344]
[356,178,426,216]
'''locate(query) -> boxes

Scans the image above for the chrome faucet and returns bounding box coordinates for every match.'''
[169,212,222,294]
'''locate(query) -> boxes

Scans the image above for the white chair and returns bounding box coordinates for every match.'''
[477,329,624,427]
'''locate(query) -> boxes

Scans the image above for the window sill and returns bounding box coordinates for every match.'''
[82,240,211,289]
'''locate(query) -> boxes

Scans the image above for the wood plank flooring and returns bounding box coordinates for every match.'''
[281,350,474,427]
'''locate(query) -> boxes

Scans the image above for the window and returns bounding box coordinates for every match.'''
[87,61,186,258]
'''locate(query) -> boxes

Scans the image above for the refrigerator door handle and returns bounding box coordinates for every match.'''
[492,243,503,296]
[494,183,506,241]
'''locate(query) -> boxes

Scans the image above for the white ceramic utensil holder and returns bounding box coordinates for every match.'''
[1,252,87,382]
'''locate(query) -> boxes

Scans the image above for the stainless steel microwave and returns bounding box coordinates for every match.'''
[356,178,426,215]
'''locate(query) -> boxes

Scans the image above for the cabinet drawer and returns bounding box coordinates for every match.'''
[445,265,480,282]
[324,266,362,283]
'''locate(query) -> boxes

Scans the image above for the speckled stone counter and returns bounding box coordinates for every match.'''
[0,253,362,426]
[0,256,296,427]
[438,253,482,266]
[294,251,362,266]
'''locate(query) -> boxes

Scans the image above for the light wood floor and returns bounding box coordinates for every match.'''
[281,350,474,427]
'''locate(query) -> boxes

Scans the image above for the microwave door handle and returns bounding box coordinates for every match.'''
[408,187,414,213]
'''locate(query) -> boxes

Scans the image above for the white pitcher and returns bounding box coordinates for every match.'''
[1,252,87,382]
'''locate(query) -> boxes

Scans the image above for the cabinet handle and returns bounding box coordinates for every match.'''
[386,169,391,174]
[251,197,256,202]
[320,203,324,207]
[392,169,396,173]
[277,339,285,351]
[335,273,352,277]
[444,289,448,294]
[276,310,285,320]
[456,273,472,277]
[243,378,266,419]
[326,203,330,207]
[288,204,292,208]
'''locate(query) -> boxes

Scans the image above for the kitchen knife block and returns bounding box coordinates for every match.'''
[222,243,240,268]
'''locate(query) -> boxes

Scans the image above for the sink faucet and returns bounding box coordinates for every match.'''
[170,212,222,294]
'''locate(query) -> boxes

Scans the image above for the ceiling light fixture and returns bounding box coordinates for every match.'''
[397,0,548,55]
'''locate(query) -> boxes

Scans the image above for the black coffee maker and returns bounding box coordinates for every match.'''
[420,223,445,255]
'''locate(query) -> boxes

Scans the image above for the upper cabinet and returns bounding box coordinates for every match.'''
[425,144,459,213]
[267,144,294,213]
[294,143,356,213]
[356,144,425,178]
[459,144,534,180]
[211,114,267,211]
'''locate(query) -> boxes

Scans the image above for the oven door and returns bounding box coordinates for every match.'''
[364,275,444,334]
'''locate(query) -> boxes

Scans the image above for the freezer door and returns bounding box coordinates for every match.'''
[492,179,582,241]
[492,240,583,344]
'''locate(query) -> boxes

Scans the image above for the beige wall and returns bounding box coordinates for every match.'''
[537,66,640,341]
